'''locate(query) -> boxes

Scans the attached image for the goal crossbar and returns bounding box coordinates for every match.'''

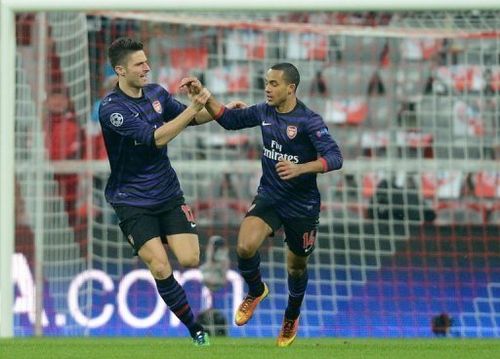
[97,11,500,39]
[3,0,500,11]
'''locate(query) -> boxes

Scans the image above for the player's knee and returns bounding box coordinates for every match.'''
[288,265,307,278]
[178,255,200,268]
[150,262,171,279]
[236,243,257,258]
[237,232,262,258]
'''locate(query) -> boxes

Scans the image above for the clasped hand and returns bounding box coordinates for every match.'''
[180,77,210,112]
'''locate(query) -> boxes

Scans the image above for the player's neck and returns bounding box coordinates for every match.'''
[276,97,297,114]
[118,81,143,98]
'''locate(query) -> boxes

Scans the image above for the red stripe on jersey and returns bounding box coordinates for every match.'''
[214,106,226,120]
[319,157,328,172]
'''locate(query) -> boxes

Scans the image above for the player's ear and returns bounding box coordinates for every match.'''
[115,65,125,77]
[288,83,296,95]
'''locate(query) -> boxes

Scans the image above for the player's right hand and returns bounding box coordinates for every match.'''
[179,77,202,95]
[190,88,211,112]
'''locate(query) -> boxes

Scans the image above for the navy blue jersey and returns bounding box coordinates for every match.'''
[217,101,343,218]
[99,84,187,207]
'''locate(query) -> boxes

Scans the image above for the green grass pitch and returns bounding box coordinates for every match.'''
[1,337,500,359]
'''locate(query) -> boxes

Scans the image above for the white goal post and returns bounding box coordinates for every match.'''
[1,0,498,339]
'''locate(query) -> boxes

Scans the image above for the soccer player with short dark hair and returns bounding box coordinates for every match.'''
[99,37,214,346]
[182,62,343,347]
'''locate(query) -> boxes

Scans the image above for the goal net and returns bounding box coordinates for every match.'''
[13,10,499,337]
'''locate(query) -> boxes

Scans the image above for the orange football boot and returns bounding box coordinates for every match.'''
[235,283,269,326]
[276,315,299,347]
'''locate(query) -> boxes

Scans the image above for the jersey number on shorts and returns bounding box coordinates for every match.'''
[181,204,195,222]
[302,230,316,250]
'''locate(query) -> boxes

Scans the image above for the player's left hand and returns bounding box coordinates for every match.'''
[276,160,302,180]
[226,100,248,109]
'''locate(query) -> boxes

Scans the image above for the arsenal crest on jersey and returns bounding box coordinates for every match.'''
[286,125,297,139]
[152,100,163,114]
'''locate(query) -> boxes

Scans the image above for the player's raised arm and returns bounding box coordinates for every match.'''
[180,76,259,130]
[153,88,211,147]
[179,77,248,125]
[180,76,234,118]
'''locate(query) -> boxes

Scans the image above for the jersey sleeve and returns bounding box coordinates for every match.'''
[215,104,261,130]
[99,100,155,146]
[305,114,343,172]
[160,87,187,123]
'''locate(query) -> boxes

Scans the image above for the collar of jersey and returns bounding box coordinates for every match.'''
[115,84,147,101]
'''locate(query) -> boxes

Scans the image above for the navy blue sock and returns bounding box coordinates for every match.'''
[285,271,308,320]
[155,275,202,338]
[238,252,264,297]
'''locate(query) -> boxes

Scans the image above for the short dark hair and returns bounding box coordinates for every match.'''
[108,37,144,69]
[270,62,300,90]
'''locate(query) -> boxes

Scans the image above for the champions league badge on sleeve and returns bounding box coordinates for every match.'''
[110,113,124,127]
[152,100,163,114]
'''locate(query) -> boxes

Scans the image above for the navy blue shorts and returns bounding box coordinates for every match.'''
[113,196,197,255]
[245,196,319,257]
